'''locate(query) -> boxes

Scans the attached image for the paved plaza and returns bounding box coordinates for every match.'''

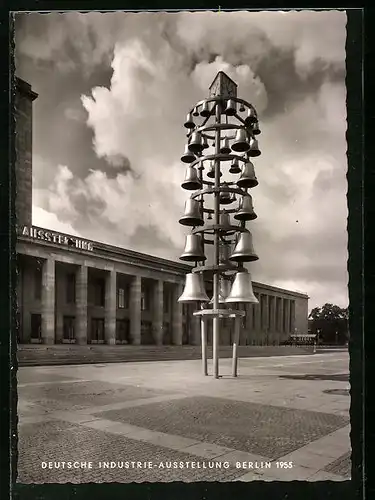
[17,350,351,483]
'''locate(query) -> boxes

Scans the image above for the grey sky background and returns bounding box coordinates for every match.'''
[15,10,348,311]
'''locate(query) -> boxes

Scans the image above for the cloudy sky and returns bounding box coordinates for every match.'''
[14,10,348,310]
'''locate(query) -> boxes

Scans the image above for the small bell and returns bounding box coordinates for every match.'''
[220,137,231,155]
[248,137,261,157]
[200,101,211,118]
[202,135,209,149]
[252,121,261,135]
[180,234,206,261]
[210,277,231,304]
[237,161,258,189]
[229,158,242,174]
[225,271,259,303]
[181,145,196,164]
[234,194,257,221]
[219,241,231,263]
[219,183,232,205]
[231,129,250,153]
[244,107,257,126]
[219,210,232,232]
[178,273,209,303]
[239,103,246,112]
[192,106,199,117]
[181,166,202,191]
[224,99,236,116]
[179,198,204,226]
[184,112,195,129]
[207,162,222,179]
[229,231,259,262]
[188,131,204,154]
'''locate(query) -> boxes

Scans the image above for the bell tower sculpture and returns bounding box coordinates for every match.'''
[178,71,261,379]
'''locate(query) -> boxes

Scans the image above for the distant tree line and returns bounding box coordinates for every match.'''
[308,303,348,345]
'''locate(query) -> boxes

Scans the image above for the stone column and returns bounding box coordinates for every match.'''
[41,258,55,345]
[153,280,164,345]
[105,270,117,345]
[284,299,290,336]
[130,275,141,345]
[76,265,88,345]
[270,296,276,344]
[290,300,296,333]
[241,304,250,345]
[277,297,283,333]
[191,305,201,345]
[172,283,183,345]
[255,294,261,344]
[263,295,269,344]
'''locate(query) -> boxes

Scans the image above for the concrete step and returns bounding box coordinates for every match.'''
[17,344,313,367]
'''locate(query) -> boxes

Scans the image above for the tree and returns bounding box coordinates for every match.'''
[308,303,348,345]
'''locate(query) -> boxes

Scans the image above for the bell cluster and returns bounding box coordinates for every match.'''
[177,96,261,306]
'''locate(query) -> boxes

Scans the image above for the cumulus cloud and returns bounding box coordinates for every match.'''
[16,10,348,309]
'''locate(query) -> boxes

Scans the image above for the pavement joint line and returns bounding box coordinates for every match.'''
[18,379,92,388]
[74,393,190,415]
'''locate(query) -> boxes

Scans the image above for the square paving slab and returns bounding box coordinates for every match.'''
[323,451,351,478]
[18,381,173,412]
[95,396,350,460]
[17,420,243,483]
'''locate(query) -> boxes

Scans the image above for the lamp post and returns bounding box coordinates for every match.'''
[178,71,261,379]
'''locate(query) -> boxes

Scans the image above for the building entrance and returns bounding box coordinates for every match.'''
[63,316,75,343]
[116,319,131,344]
[30,313,41,342]
[91,318,105,343]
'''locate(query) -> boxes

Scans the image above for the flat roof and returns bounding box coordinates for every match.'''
[17,224,309,299]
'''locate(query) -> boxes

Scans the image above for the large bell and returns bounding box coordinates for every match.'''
[180,234,206,261]
[181,145,196,164]
[237,161,258,189]
[244,107,257,126]
[207,162,222,179]
[229,231,259,262]
[224,99,236,116]
[234,194,257,221]
[225,271,259,303]
[184,112,195,129]
[210,277,231,304]
[178,273,209,303]
[219,183,232,204]
[188,131,204,154]
[220,137,231,154]
[200,101,211,118]
[252,121,261,135]
[229,158,241,174]
[231,128,250,153]
[181,166,202,191]
[248,137,261,157]
[179,198,204,226]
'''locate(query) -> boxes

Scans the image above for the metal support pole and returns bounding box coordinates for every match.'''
[201,317,208,375]
[232,316,241,377]
[212,101,221,379]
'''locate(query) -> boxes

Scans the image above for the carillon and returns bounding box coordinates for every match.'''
[177,71,262,379]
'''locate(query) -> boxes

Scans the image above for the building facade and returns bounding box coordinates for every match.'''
[15,78,309,347]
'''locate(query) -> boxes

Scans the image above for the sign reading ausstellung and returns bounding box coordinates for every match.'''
[21,226,94,251]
